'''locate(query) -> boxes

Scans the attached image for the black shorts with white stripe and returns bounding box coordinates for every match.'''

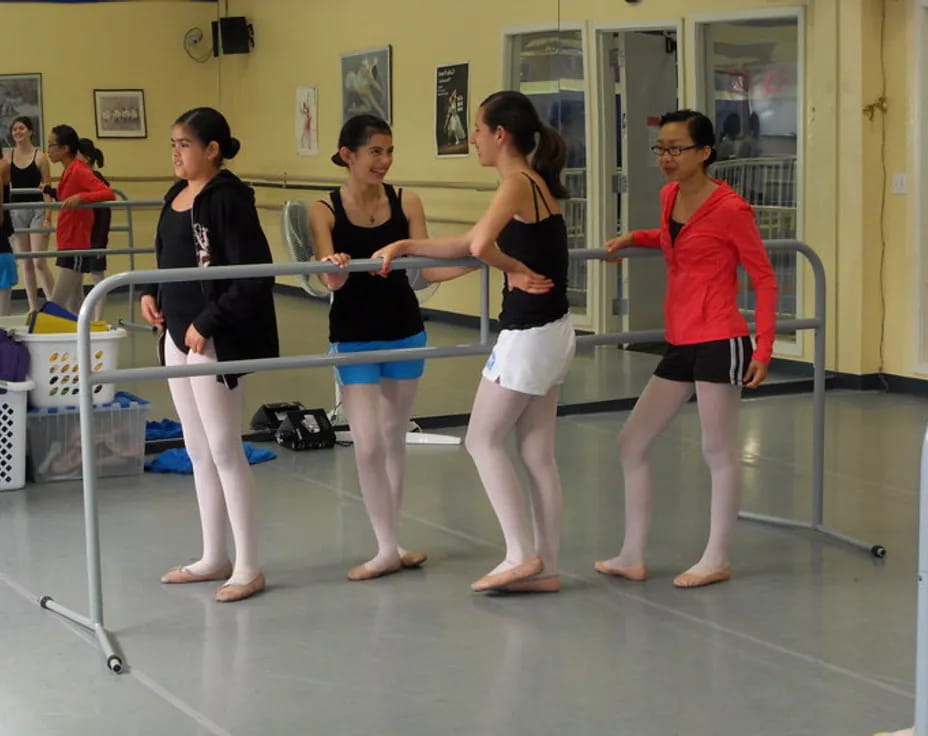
[56,254,101,274]
[653,336,754,386]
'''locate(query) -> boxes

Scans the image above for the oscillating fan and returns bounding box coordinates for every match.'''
[280,200,460,446]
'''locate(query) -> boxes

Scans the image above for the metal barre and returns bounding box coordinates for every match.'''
[3,199,163,211]
[38,240,875,674]
[917,425,928,735]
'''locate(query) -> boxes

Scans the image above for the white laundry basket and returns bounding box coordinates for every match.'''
[0,380,34,491]
[0,324,127,409]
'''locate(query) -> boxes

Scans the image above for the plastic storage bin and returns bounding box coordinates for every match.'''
[0,380,34,491]
[27,392,150,483]
[16,329,127,409]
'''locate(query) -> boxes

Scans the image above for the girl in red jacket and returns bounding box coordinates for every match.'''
[46,124,115,314]
[595,109,777,588]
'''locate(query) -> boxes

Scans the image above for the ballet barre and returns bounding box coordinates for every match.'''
[916,424,928,735]
[39,241,874,673]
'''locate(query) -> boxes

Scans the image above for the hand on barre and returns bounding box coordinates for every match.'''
[603,232,634,262]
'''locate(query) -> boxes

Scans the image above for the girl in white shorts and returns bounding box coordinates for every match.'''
[375,90,575,593]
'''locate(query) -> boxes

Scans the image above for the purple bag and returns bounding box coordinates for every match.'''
[0,329,30,384]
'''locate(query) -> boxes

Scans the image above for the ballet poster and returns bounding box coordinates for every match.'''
[341,46,392,124]
[435,62,469,157]
[295,85,318,156]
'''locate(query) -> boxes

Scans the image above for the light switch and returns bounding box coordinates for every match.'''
[892,173,908,195]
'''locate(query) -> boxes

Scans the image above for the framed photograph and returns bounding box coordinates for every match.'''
[295,85,318,156]
[0,73,44,149]
[435,62,469,157]
[340,45,391,124]
[93,89,147,139]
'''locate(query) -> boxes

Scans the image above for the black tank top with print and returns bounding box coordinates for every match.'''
[324,183,424,343]
[497,174,569,330]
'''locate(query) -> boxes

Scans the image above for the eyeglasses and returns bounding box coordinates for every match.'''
[650,144,701,157]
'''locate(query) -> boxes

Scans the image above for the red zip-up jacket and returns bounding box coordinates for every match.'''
[631,181,778,364]
[55,159,115,251]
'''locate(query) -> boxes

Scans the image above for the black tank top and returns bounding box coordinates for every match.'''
[497,174,569,330]
[10,150,42,203]
[325,184,424,343]
[669,217,683,244]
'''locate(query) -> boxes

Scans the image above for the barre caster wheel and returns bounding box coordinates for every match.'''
[871,545,887,559]
[38,595,53,609]
[107,655,124,674]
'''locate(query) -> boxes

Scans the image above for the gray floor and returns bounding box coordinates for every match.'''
[0,294,920,735]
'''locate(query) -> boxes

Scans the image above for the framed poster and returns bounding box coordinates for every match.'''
[94,89,147,139]
[0,73,44,149]
[341,45,391,124]
[296,85,318,156]
[435,62,469,157]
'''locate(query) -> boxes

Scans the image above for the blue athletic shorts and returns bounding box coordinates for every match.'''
[0,251,18,289]
[331,330,427,385]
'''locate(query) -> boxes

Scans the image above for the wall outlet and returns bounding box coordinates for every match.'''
[892,173,908,195]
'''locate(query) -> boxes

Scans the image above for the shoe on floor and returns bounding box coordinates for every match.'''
[161,562,233,584]
[215,572,266,602]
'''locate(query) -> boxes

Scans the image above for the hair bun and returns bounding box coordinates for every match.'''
[331,151,348,167]
[223,137,241,159]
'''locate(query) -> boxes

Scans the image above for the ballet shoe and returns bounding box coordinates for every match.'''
[347,559,403,581]
[400,551,428,569]
[161,561,233,584]
[673,563,732,589]
[499,574,560,593]
[215,572,266,603]
[593,560,648,581]
[872,730,914,736]
[470,557,544,592]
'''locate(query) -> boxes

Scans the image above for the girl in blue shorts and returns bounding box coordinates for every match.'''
[308,115,469,581]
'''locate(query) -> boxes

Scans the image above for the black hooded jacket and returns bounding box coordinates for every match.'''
[142,170,279,381]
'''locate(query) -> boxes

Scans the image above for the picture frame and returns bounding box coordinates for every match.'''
[0,73,44,149]
[93,89,147,139]
[340,45,392,124]
[295,85,319,156]
[435,62,469,157]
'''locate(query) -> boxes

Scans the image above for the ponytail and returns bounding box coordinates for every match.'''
[480,90,571,199]
[532,124,568,199]
[78,138,105,168]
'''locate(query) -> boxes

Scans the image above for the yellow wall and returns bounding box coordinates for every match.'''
[3,1,219,273]
[5,0,923,380]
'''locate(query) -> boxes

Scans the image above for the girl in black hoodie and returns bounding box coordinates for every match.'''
[140,107,278,603]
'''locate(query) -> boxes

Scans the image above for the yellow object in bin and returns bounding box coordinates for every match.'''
[27,312,109,334]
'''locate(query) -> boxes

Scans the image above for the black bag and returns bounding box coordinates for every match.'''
[274,409,335,451]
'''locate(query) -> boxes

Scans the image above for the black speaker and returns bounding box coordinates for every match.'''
[211,16,252,56]
[250,402,305,432]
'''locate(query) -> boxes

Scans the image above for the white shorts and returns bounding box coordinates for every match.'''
[482,313,576,396]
